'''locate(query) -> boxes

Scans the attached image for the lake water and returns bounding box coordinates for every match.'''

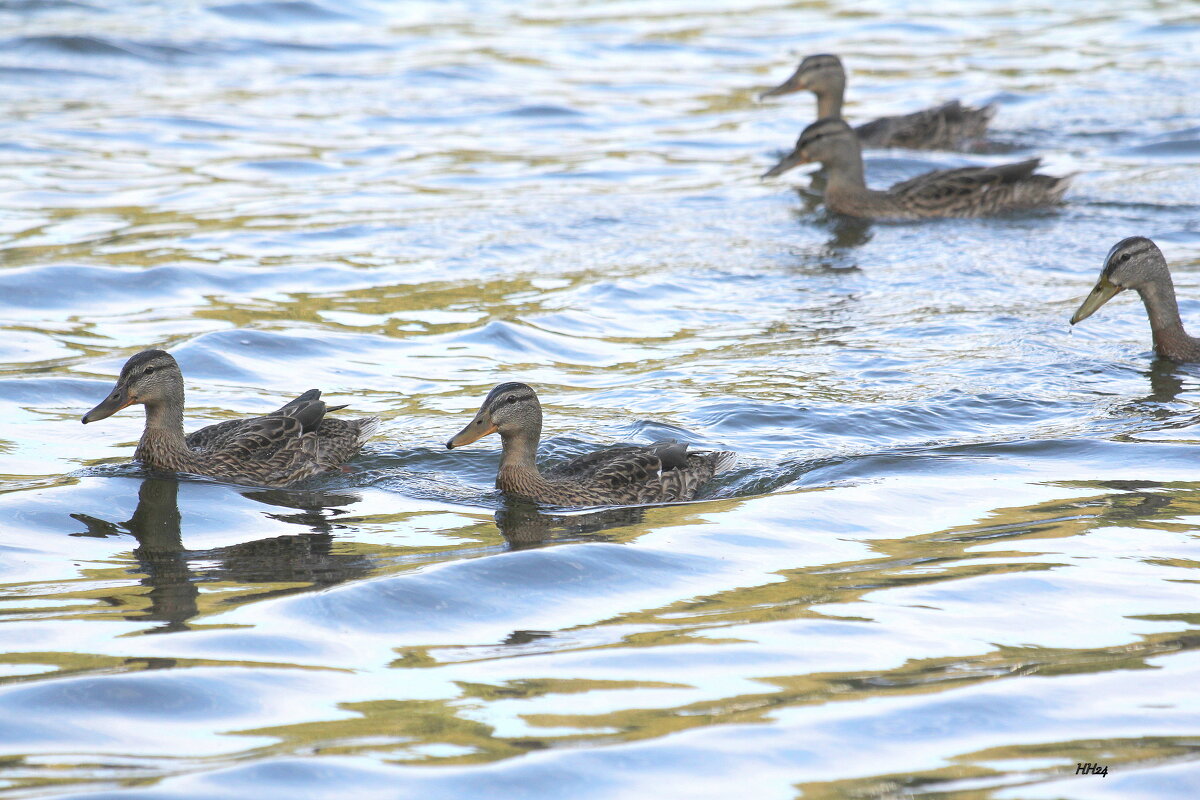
[2,0,1200,797]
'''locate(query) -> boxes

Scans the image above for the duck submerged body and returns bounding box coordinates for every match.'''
[446,382,735,507]
[761,53,995,151]
[82,349,378,487]
[1071,237,1200,363]
[763,118,1070,220]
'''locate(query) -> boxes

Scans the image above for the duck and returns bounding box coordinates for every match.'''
[81,349,378,487]
[445,382,735,507]
[762,118,1070,219]
[1070,237,1200,363]
[760,53,995,151]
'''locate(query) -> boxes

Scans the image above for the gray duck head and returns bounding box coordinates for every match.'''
[762,117,859,178]
[1071,237,1169,325]
[760,53,846,100]
[446,382,543,449]
[82,349,184,424]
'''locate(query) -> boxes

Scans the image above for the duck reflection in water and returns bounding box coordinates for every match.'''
[1142,360,1192,406]
[824,213,872,250]
[1111,361,1199,421]
[495,497,646,550]
[778,179,872,256]
[70,477,375,632]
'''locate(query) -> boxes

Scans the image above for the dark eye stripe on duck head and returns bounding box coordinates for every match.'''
[483,382,538,411]
[119,349,178,380]
[797,118,854,148]
[1102,236,1159,277]
[799,54,842,74]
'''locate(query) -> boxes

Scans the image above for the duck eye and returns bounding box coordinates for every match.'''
[144,366,154,375]
[507,396,518,405]
[1120,253,1131,263]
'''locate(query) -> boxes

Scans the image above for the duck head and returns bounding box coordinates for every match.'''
[82,349,183,424]
[1071,237,1169,325]
[760,53,846,100]
[446,382,543,449]
[762,117,858,178]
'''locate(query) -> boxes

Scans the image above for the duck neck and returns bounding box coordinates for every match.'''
[823,149,874,213]
[496,426,549,493]
[814,88,843,120]
[498,427,540,473]
[1137,277,1197,360]
[135,395,193,469]
[826,152,866,191]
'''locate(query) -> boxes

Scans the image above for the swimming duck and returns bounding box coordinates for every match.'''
[1071,237,1200,363]
[760,53,995,151]
[81,349,378,487]
[445,382,735,507]
[762,118,1069,219]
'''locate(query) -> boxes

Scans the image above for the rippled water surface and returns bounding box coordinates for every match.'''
[3,0,1200,797]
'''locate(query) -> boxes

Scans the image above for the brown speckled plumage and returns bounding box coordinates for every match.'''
[446,382,735,508]
[763,118,1070,219]
[82,349,377,487]
[761,54,995,151]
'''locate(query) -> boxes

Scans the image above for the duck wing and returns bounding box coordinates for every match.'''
[175,390,376,487]
[186,390,327,450]
[888,158,1050,216]
[856,101,995,150]
[544,442,690,482]
[196,415,331,486]
[564,442,732,504]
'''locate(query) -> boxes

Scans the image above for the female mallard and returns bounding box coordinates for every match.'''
[762,118,1069,219]
[445,382,735,507]
[81,349,378,487]
[1071,237,1200,363]
[760,53,995,151]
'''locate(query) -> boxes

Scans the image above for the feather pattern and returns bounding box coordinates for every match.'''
[530,443,733,507]
[142,393,378,487]
[853,100,995,151]
[866,157,1071,219]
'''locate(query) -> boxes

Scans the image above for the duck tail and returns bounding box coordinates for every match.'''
[710,450,738,474]
[355,417,381,447]
[1056,172,1077,193]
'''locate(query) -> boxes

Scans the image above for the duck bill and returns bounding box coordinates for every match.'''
[1070,277,1123,325]
[82,383,135,424]
[762,150,809,179]
[446,417,498,449]
[759,74,805,100]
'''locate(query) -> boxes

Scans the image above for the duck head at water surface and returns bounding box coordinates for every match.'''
[1071,237,1200,362]
[82,349,182,425]
[760,54,847,116]
[446,381,541,458]
[761,117,856,179]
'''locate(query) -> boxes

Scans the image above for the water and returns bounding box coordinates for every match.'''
[2,0,1200,797]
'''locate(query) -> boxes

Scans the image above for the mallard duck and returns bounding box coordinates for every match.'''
[445,382,735,507]
[81,349,378,487]
[1071,237,1200,362]
[762,118,1069,219]
[760,53,995,151]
